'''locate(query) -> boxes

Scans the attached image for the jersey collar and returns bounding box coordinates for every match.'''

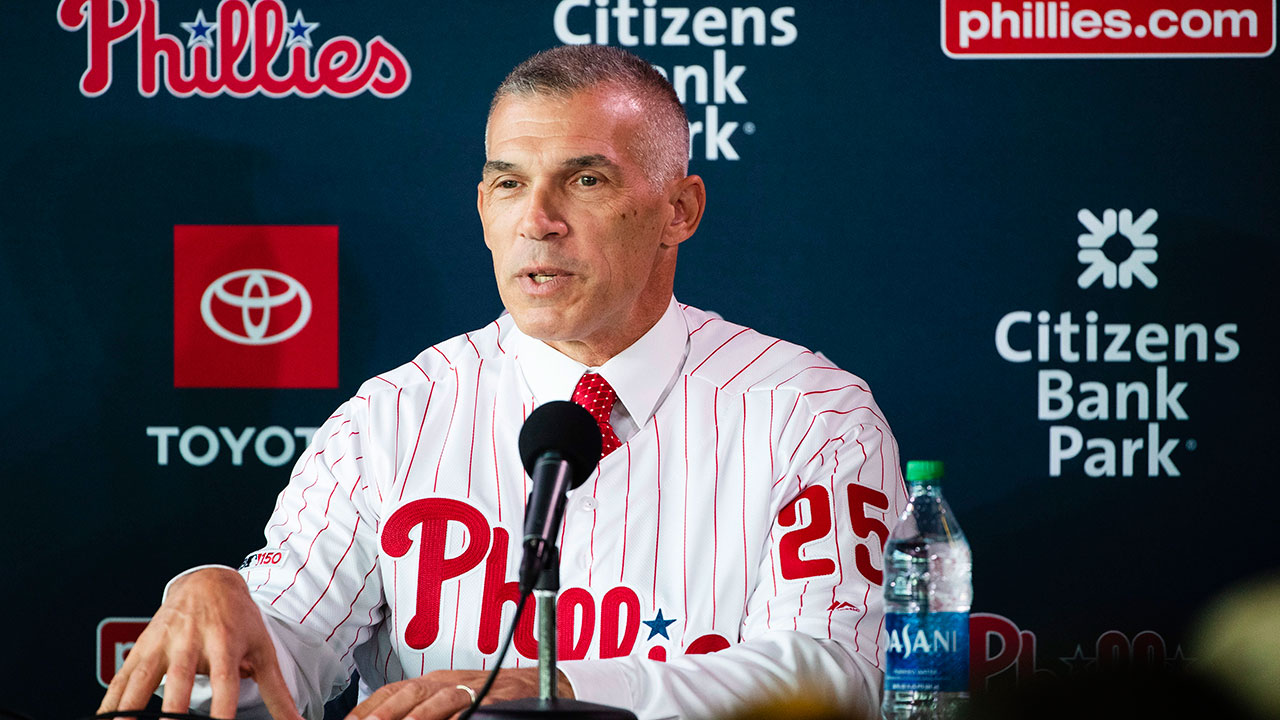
[511,297,688,427]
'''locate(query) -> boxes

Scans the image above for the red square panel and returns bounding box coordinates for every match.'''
[174,225,338,388]
[97,617,151,688]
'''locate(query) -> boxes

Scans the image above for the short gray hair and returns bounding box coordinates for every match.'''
[490,45,689,186]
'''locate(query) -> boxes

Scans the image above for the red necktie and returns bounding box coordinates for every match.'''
[571,372,622,458]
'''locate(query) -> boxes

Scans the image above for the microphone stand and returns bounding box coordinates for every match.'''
[472,547,637,719]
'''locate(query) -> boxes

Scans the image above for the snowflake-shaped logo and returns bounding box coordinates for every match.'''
[1076,208,1158,289]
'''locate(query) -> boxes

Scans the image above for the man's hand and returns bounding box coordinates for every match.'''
[98,567,304,720]
[347,669,574,720]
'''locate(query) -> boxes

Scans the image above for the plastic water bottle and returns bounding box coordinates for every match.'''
[881,460,972,720]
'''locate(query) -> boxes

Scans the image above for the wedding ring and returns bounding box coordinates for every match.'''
[456,684,479,705]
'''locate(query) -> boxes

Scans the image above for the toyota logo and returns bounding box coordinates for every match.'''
[200,269,312,345]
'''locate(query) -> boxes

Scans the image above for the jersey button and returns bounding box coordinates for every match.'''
[581,497,598,511]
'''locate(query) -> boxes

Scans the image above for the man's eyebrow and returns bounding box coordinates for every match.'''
[482,160,516,176]
[563,154,617,170]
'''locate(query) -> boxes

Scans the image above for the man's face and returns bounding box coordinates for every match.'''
[478,86,692,364]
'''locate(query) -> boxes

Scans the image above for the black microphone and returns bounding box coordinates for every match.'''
[517,401,602,594]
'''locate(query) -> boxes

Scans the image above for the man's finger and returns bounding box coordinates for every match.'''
[253,656,304,720]
[406,687,471,720]
[115,653,168,717]
[207,657,242,720]
[358,682,431,720]
[349,684,397,720]
[159,650,198,717]
[99,661,133,713]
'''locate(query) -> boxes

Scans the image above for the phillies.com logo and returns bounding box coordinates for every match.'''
[57,0,411,98]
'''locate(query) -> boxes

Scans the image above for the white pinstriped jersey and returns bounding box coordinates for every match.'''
[240,302,907,720]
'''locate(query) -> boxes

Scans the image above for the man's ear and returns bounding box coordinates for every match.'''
[662,174,706,248]
[477,181,492,250]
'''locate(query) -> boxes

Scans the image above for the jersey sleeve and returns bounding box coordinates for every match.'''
[560,392,907,720]
[166,396,390,720]
[239,397,390,718]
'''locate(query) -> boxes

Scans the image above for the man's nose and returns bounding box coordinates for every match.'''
[517,184,568,241]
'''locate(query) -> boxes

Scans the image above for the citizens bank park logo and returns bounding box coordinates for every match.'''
[552,0,800,161]
[57,0,410,98]
[174,225,338,388]
[994,208,1241,478]
[942,0,1275,58]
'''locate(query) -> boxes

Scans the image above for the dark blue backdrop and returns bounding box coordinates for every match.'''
[1,1,1276,717]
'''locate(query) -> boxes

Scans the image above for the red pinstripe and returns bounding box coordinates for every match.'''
[289,449,318,481]
[769,393,776,481]
[688,316,715,336]
[827,441,845,639]
[741,396,749,618]
[587,467,600,585]
[762,364,842,392]
[327,562,378,641]
[620,444,631,583]
[431,368,461,493]
[259,464,323,591]
[789,416,818,465]
[432,345,451,364]
[493,319,505,355]
[796,580,807,631]
[873,611,886,669]
[411,360,429,380]
[710,385,719,627]
[766,535,776,628]
[375,376,397,389]
[651,421,661,609]
[690,327,750,376]
[393,388,402,495]
[450,583,462,669]
[398,384,434,501]
[801,382,870,397]
[271,483,337,605]
[681,377,689,623]
[722,338,782,388]
[806,436,841,467]
[465,332,480,359]
[301,515,362,624]
[852,583,872,654]
[491,393,501,521]
[522,400,531,501]
[465,362,484,497]
[386,565,397,678]
[340,598,379,661]
[778,394,802,444]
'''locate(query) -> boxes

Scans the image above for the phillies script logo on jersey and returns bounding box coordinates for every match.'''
[382,498,732,661]
[57,0,411,98]
[943,0,1275,58]
[174,225,338,388]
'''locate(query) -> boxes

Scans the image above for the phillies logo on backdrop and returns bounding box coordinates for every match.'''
[943,0,1275,58]
[97,618,151,688]
[173,225,338,388]
[969,613,1188,690]
[57,0,411,98]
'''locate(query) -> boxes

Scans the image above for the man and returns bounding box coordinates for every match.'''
[100,45,905,720]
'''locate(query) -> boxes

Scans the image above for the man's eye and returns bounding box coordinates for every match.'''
[499,180,519,189]
[577,175,599,187]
